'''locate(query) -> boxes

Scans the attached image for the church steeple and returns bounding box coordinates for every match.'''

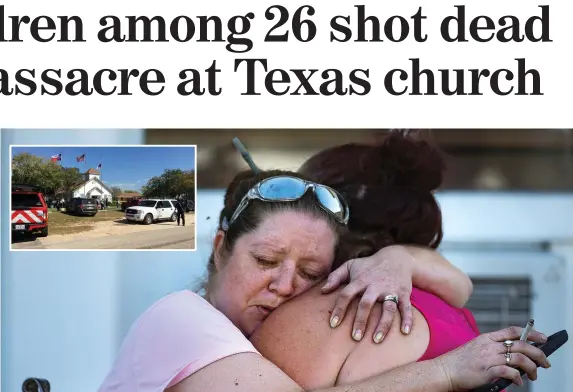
[84,168,101,181]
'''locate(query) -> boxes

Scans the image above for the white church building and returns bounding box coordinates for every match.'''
[69,168,113,202]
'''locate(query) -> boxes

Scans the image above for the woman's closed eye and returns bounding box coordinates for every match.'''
[253,254,324,281]
[253,254,278,268]
[299,268,326,282]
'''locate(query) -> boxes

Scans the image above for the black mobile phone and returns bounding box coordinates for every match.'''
[469,329,569,392]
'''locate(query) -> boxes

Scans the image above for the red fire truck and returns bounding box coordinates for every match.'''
[11,184,49,238]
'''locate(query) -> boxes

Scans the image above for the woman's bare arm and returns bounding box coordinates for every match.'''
[169,324,548,392]
[167,351,448,392]
[405,245,473,308]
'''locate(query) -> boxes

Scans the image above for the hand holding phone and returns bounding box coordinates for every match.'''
[469,329,569,392]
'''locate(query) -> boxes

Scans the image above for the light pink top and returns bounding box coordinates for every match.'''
[98,290,260,392]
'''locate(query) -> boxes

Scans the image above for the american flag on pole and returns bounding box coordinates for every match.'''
[77,154,85,163]
[97,163,102,169]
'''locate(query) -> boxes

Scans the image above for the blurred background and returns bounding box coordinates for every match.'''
[1,129,572,392]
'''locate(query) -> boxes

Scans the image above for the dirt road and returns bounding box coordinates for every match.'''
[12,214,195,250]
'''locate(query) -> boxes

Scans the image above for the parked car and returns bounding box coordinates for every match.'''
[67,198,98,216]
[121,196,144,212]
[125,199,177,225]
[11,184,49,238]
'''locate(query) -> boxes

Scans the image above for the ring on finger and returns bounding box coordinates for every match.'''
[383,294,399,305]
[506,352,512,365]
[503,340,514,355]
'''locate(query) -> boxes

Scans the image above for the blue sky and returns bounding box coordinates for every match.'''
[11,146,196,191]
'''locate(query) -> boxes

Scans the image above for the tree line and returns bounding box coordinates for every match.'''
[11,153,84,196]
[141,169,195,200]
[11,153,195,200]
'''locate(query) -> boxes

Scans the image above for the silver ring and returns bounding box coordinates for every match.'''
[383,294,399,305]
[503,340,514,354]
[506,352,512,365]
[503,340,514,347]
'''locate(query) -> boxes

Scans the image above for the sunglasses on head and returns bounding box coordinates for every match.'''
[225,176,350,229]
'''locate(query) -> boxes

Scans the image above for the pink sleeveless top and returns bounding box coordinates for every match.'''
[410,287,480,361]
[98,291,260,392]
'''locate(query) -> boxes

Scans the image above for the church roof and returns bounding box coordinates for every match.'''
[73,177,112,194]
[85,168,101,175]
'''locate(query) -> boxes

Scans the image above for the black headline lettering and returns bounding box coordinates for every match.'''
[0,4,553,97]
[0,68,165,96]
[97,13,255,53]
[331,5,427,43]
[383,58,542,96]
[264,5,317,43]
[0,5,85,42]
[441,5,551,43]
[234,59,370,96]
[177,60,222,95]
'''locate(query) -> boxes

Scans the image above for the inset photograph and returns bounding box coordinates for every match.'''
[10,145,196,250]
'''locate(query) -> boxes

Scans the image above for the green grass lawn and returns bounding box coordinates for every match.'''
[46,209,193,236]
[48,209,125,235]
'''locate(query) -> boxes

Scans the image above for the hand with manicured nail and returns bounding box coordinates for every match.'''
[435,326,550,391]
[322,245,415,343]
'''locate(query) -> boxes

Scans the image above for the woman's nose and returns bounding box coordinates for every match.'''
[269,264,296,297]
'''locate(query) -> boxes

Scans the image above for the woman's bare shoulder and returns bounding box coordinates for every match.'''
[253,284,336,341]
[249,285,355,389]
[250,285,430,389]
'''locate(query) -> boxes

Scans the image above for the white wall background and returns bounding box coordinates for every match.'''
[1,129,145,392]
[2,129,572,392]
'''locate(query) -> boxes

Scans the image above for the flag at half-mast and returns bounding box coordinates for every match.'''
[51,153,62,162]
[77,154,85,162]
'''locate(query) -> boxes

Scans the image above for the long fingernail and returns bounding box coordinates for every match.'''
[403,325,411,335]
[374,331,384,343]
[541,334,548,342]
[352,329,363,341]
[546,359,551,368]
[330,316,340,328]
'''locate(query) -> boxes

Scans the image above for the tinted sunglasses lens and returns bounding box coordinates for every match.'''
[258,177,307,200]
[315,186,346,221]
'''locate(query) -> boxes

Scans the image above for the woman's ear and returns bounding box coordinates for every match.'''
[213,230,226,272]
